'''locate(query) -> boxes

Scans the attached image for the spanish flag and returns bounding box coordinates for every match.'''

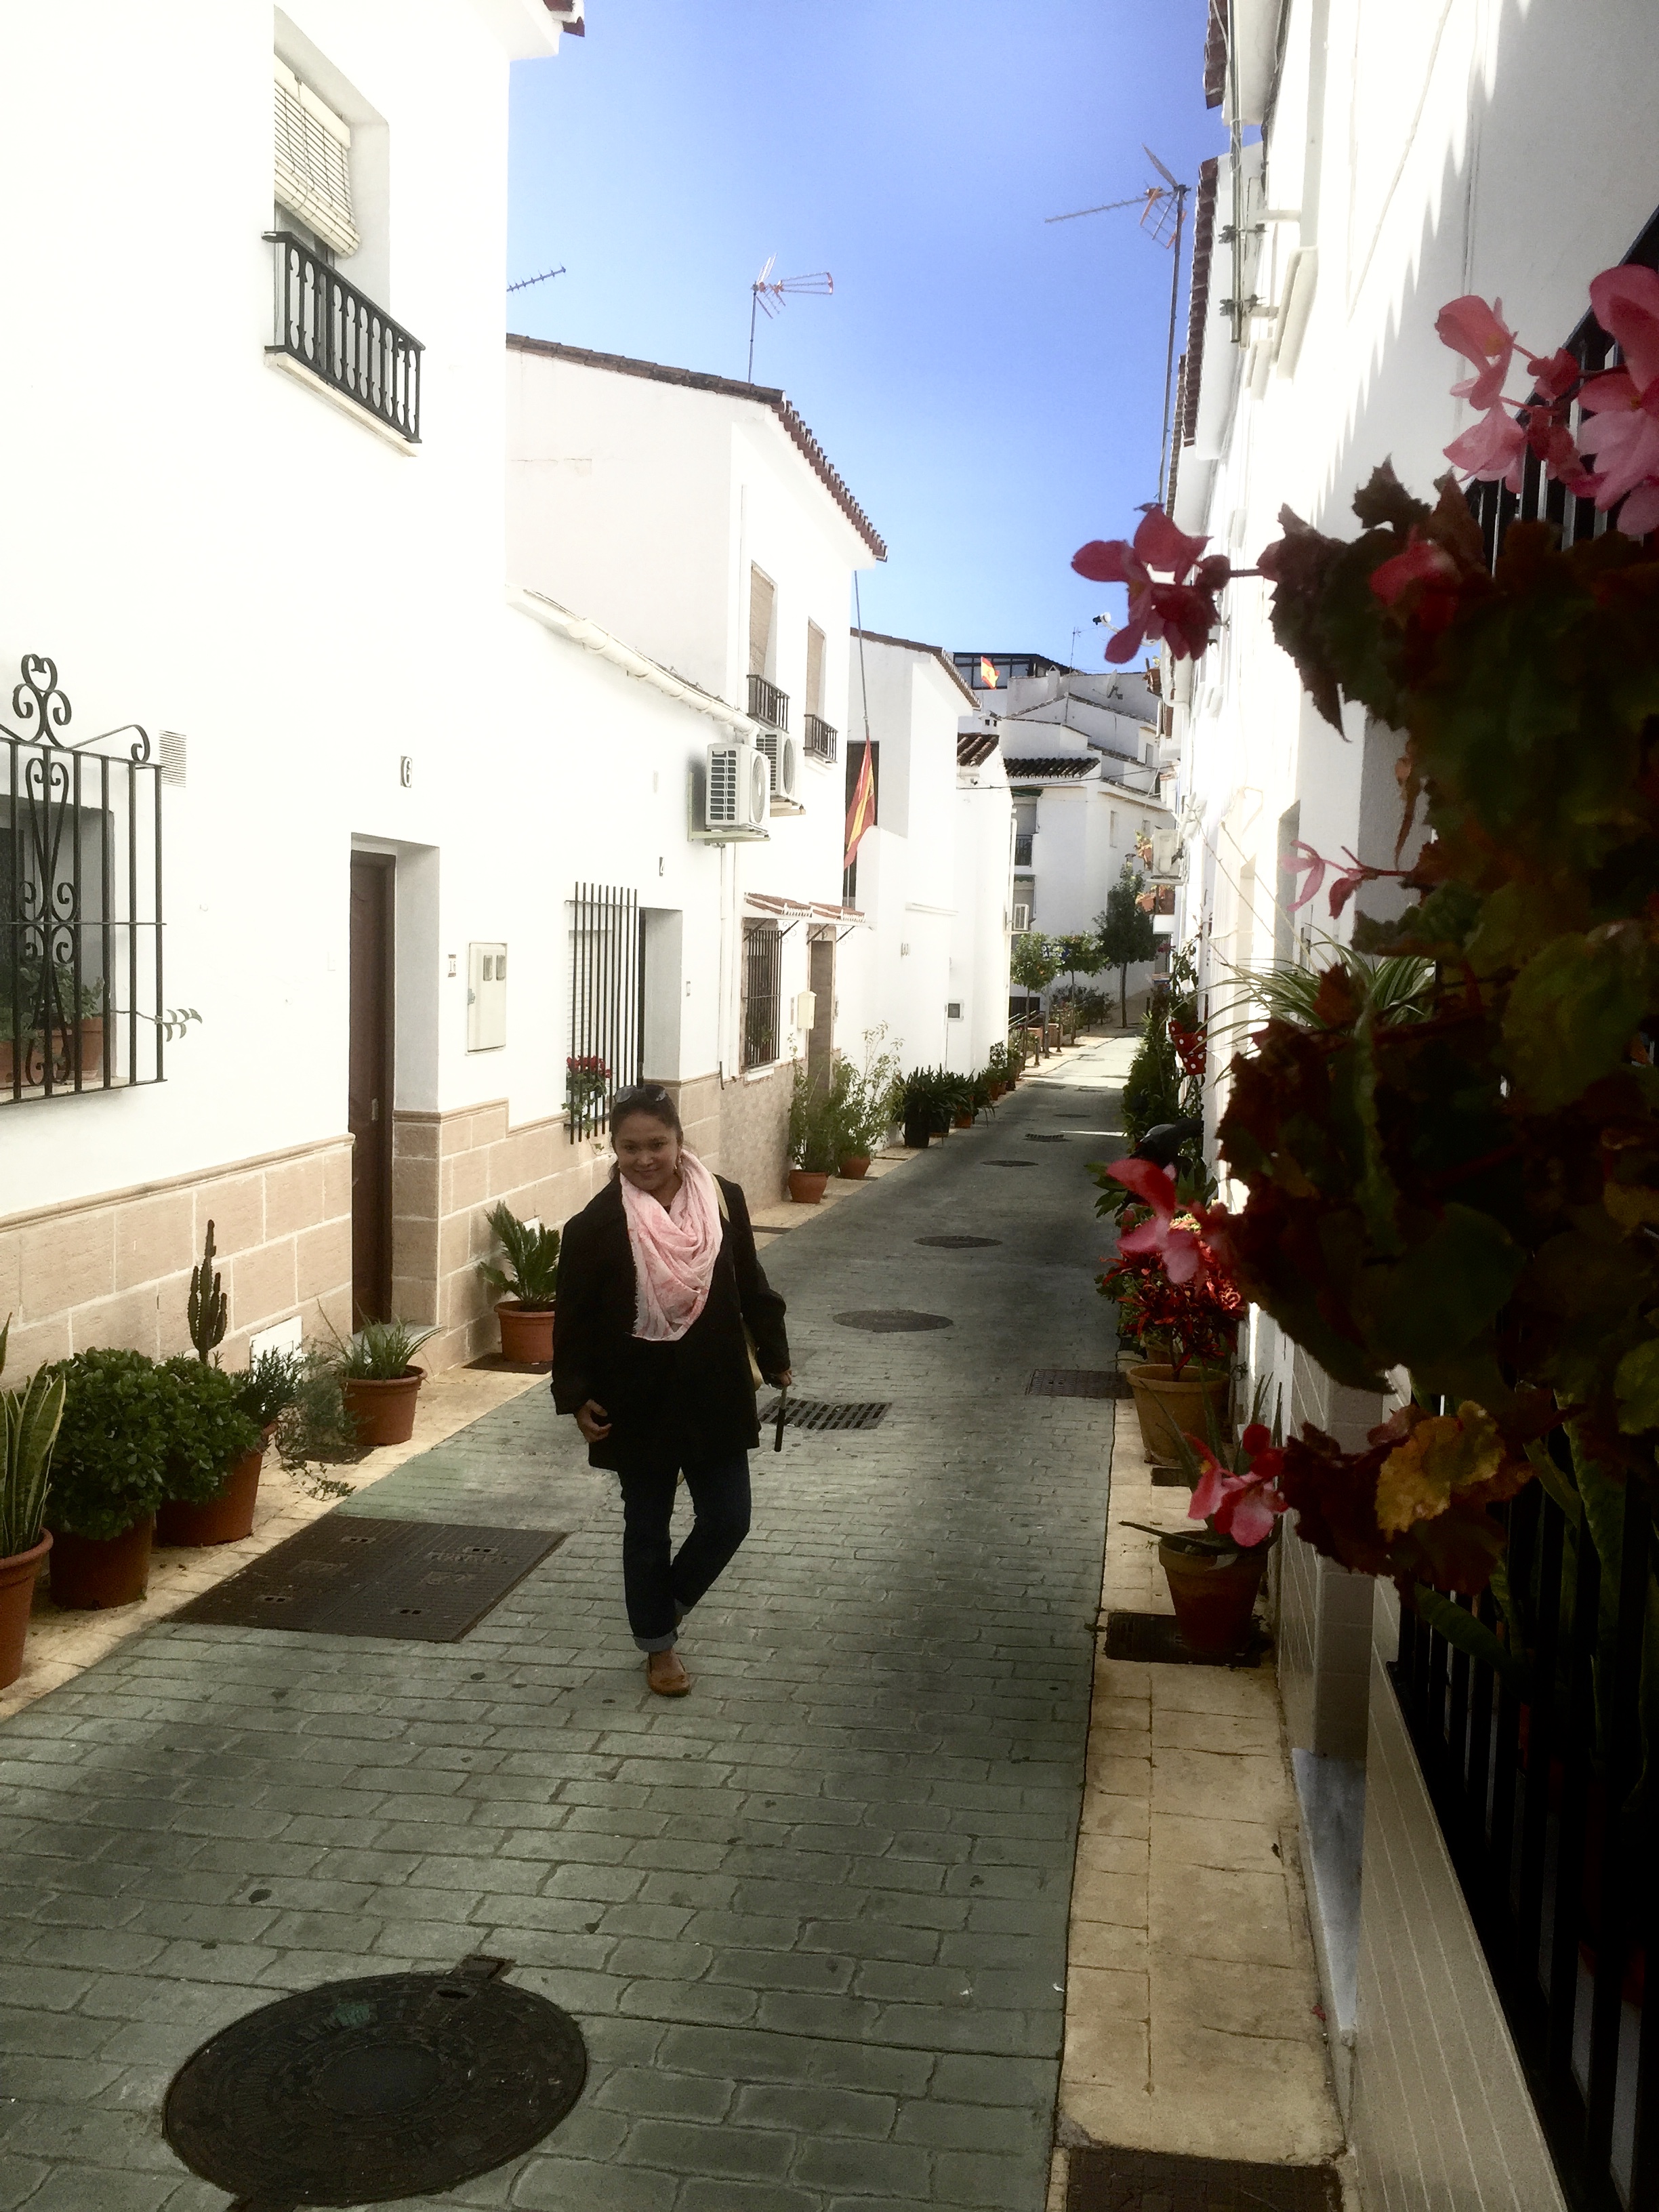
[844,739,876,872]
[979,655,999,689]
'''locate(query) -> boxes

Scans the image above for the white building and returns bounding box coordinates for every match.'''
[834,630,1012,1079]
[1162,6,1659,2209]
[954,657,1176,1015]
[0,0,886,1376]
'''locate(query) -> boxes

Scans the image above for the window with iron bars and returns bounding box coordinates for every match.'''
[3,655,168,1105]
[567,882,642,1140]
[741,920,781,1070]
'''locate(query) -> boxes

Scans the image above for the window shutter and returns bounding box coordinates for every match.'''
[748,568,775,679]
[274,57,359,258]
[805,622,825,718]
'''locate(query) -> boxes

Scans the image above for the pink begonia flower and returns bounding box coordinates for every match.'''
[1282,839,1326,913]
[1106,1158,1206,1285]
[1572,264,1659,535]
[1370,530,1462,603]
[1187,1425,1289,1548]
[1591,264,1659,390]
[1526,348,1580,405]
[1073,511,1221,665]
[1616,479,1659,537]
[1576,370,1659,506]
[1443,407,1527,489]
[1435,295,1517,411]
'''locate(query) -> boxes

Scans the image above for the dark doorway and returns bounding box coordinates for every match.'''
[806,928,836,1094]
[348,853,394,1325]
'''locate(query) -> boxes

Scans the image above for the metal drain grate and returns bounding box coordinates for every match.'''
[173,1517,567,1642]
[832,1309,954,1332]
[1027,1369,1130,1399]
[165,1952,586,2205]
[760,1396,890,1432]
[1101,1611,1270,1668]
[1067,2145,1342,2211]
[984,1159,1038,1168]
[1026,1133,1070,1143]
[915,1234,1002,1248]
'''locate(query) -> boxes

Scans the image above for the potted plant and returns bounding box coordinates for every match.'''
[985,1042,1010,1099]
[901,1067,951,1149]
[0,1319,66,1684]
[1097,1158,1239,1465]
[950,1073,975,1130]
[272,1349,363,1480]
[44,1348,173,1607]
[478,1202,560,1363]
[787,1063,838,1202]
[153,1358,263,1548]
[329,1317,441,1448]
[828,1031,901,1176]
[1124,1400,1286,1656]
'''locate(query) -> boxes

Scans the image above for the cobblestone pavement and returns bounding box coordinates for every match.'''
[0,1051,1125,2211]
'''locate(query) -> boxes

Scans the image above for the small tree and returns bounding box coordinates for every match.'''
[1054,932,1103,999]
[1094,863,1158,1027]
[1009,931,1061,1014]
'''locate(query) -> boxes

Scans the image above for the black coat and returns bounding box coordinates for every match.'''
[551,1173,790,1471]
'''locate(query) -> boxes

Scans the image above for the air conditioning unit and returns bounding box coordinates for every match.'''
[756,731,802,808]
[701,741,771,838]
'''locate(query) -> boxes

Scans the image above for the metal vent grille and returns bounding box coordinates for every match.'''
[760,1397,890,1433]
[708,745,737,824]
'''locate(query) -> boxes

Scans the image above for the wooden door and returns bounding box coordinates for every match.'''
[348,854,394,1326]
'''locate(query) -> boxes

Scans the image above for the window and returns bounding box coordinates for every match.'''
[1109,810,1118,842]
[274,58,359,258]
[567,883,642,1139]
[741,920,781,1069]
[1012,901,1032,933]
[748,567,775,680]
[947,1001,962,1021]
[805,623,825,718]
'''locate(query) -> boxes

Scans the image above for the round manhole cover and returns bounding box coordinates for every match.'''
[915,1235,1002,1249]
[833,1309,955,1332]
[163,1961,586,2205]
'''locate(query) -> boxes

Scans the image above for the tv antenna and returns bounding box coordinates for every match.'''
[1047,146,1190,510]
[747,256,834,382]
[507,264,567,294]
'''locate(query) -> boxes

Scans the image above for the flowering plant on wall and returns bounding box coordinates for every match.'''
[1095,1158,1243,1377]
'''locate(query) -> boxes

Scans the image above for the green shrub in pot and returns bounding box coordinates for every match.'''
[0,1319,65,1559]
[787,1063,840,1174]
[159,1357,261,1507]
[236,1347,303,1432]
[477,1204,560,1312]
[44,1349,173,1541]
[330,1317,441,1380]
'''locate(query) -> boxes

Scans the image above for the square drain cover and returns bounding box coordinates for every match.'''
[1027,1369,1129,1399]
[760,1397,890,1432]
[173,1517,567,1642]
[1068,2146,1340,2211]
[1101,1611,1270,1668]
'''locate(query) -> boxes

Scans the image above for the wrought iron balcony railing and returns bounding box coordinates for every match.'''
[747,674,789,731]
[267,232,423,444]
[803,714,837,764]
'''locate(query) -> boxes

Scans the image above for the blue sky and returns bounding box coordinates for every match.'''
[507,2,1218,668]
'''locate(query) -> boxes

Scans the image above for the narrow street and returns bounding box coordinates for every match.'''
[0,1051,1126,2211]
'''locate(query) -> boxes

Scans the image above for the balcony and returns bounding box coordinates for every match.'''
[803,714,837,764]
[267,232,423,444]
[747,673,789,731]
[1014,832,1034,867]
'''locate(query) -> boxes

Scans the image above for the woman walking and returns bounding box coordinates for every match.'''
[552,1084,791,1696]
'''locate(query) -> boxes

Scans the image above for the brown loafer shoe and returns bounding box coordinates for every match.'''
[646,1650,691,1696]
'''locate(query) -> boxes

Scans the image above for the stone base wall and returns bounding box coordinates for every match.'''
[716,1062,793,1209]
[0,1139,353,1377]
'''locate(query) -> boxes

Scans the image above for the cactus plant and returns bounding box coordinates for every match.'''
[187,1220,228,1364]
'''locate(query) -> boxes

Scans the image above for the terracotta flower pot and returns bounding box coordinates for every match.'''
[342,1368,424,1448]
[1159,1538,1268,1657]
[0,1533,51,1687]
[1127,1361,1232,1468]
[156,1446,264,1547]
[50,1517,153,1610]
[497,1302,556,1365]
[837,1155,871,1179]
[953,1111,974,1130]
[903,1120,931,1149]
[788,1169,829,1204]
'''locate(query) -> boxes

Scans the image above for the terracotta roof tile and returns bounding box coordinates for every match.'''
[1002,756,1098,781]
[956,731,999,769]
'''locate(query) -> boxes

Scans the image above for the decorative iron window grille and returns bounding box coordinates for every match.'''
[2,655,165,1105]
[741,920,780,1070]
[747,674,789,732]
[803,714,837,764]
[267,231,422,444]
[1393,1471,1658,2212]
[567,883,642,1141]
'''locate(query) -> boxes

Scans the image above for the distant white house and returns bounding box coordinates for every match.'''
[953,656,1176,1017]
[834,630,1012,1080]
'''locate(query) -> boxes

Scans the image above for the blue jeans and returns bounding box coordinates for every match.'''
[617,1450,752,1652]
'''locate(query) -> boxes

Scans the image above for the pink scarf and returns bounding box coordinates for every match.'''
[620,1151,723,1341]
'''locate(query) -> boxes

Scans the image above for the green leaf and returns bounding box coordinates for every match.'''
[1502,930,1649,1112]
[1615,1338,1659,1433]
[1411,1582,1528,1687]
[1349,1204,1523,1370]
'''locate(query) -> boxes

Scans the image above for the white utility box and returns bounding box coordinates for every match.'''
[468,942,508,1050]
[793,991,817,1032]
